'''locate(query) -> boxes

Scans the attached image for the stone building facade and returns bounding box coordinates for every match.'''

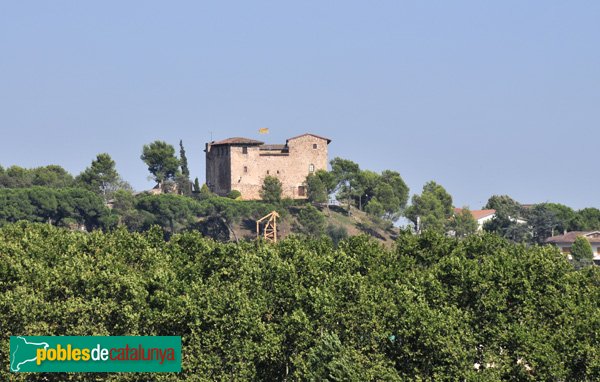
[205,133,331,200]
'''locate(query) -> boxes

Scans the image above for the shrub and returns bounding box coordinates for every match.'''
[227,190,242,199]
[326,224,348,247]
[296,205,326,237]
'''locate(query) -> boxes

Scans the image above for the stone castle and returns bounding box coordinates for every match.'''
[205,133,331,200]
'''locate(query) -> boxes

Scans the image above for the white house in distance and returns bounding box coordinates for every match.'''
[545,231,600,264]
[453,208,496,231]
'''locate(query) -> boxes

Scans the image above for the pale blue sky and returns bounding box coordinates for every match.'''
[1,1,599,209]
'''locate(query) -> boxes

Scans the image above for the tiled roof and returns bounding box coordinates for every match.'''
[287,133,331,144]
[545,231,600,244]
[454,208,496,220]
[211,137,264,146]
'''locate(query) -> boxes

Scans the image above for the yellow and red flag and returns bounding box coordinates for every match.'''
[258,127,269,134]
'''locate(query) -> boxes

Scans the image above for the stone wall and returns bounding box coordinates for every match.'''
[231,135,328,200]
[205,143,231,195]
[206,135,329,200]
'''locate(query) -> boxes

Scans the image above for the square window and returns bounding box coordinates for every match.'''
[313,144,318,149]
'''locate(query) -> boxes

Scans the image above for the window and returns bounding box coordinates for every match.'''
[244,166,248,173]
[276,170,280,174]
[242,146,248,154]
[309,164,315,173]
[562,247,571,253]
[313,144,318,149]
[298,186,306,196]
[267,170,270,175]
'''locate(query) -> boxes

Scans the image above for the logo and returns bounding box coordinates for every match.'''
[10,336,181,373]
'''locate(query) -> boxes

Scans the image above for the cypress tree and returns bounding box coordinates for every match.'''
[179,140,190,179]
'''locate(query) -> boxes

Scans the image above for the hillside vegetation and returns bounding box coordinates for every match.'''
[4,147,600,245]
[2,222,599,381]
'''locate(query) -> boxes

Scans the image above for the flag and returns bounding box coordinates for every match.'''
[258,127,269,134]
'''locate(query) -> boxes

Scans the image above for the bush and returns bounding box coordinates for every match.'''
[326,224,348,247]
[227,190,242,199]
[296,205,326,237]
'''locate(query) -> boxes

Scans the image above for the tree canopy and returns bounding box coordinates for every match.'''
[0,187,112,230]
[448,207,479,238]
[306,172,328,204]
[405,181,453,233]
[140,141,180,185]
[1,224,599,381]
[483,195,529,242]
[328,158,408,221]
[0,165,73,188]
[571,236,594,269]
[76,153,129,201]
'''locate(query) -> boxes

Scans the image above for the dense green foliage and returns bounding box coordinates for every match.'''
[260,176,283,204]
[0,185,283,242]
[576,207,600,231]
[305,172,328,204]
[1,223,599,381]
[4,158,600,246]
[448,207,478,238]
[0,165,74,188]
[76,153,130,201]
[483,195,530,242]
[406,181,453,233]
[572,236,594,269]
[141,141,181,185]
[329,158,409,221]
[227,190,242,199]
[0,187,111,230]
[295,205,326,236]
[119,193,279,239]
[481,196,600,244]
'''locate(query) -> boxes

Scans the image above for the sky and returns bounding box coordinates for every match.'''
[1,1,599,210]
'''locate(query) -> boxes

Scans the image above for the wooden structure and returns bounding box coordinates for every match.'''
[256,211,279,243]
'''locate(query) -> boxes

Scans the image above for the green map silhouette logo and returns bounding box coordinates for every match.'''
[10,336,49,372]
